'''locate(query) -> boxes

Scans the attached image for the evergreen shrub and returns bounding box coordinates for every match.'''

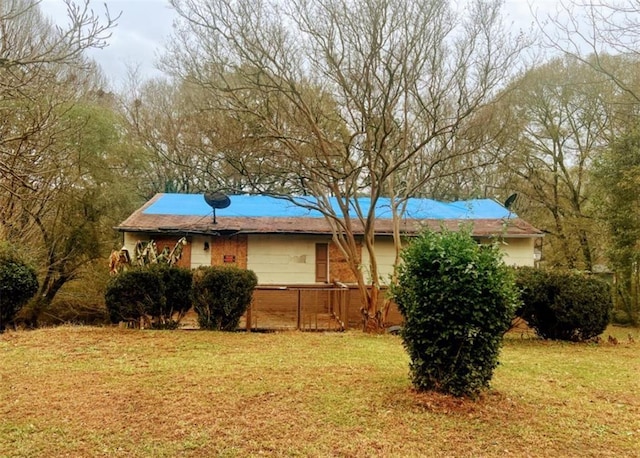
[105,269,164,325]
[147,264,193,328]
[193,266,258,331]
[0,250,39,332]
[105,265,195,328]
[514,267,612,341]
[391,229,518,397]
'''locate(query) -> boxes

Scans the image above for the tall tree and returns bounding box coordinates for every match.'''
[540,2,640,318]
[0,0,115,69]
[24,99,141,325]
[121,77,280,197]
[165,0,526,329]
[592,129,640,325]
[1,0,116,240]
[485,57,617,270]
[0,0,126,325]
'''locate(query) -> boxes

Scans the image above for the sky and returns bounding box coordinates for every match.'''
[40,0,175,86]
[39,0,559,89]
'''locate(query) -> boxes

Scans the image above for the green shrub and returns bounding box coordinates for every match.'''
[105,269,164,325]
[391,229,518,398]
[0,250,39,332]
[147,264,193,328]
[193,266,258,331]
[105,266,194,328]
[514,267,612,341]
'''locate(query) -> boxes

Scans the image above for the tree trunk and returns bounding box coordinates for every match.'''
[361,284,383,332]
[25,271,70,328]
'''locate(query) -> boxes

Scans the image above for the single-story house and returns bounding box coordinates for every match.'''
[115,193,543,330]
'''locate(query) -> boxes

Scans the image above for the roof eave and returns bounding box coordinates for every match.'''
[115,226,542,238]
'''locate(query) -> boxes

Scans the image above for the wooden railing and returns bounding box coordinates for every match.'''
[242,283,402,331]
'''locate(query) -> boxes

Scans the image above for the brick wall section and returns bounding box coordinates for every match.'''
[329,241,360,283]
[154,236,191,268]
[210,234,248,268]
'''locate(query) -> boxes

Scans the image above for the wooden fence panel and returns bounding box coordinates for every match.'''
[244,284,402,331]
[249,288,299,330]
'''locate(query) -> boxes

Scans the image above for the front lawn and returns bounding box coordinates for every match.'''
[1,326,638,457]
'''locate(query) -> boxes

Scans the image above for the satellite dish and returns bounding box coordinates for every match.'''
[504,193,518,210]
[203,192,231,224]
[204,191,231,209]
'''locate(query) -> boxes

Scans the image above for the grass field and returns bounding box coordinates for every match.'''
[1,326,639,457]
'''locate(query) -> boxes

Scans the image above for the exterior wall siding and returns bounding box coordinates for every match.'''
[361,236,537,281]
[123,232,143,254]
[478,237,536,267]
[360,238,398,286]
[247,234,331,284]
[123,231,537,278]
[190,235,211,269]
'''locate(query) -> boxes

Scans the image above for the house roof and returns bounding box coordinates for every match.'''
[116,193,543,238]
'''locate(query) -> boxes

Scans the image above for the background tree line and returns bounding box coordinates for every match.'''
[2,0,640,326]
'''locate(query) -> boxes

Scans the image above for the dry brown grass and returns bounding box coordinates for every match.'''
[1,326,639,457]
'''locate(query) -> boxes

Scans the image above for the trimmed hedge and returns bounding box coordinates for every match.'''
[105,269,164,325]
[105,266,194,328]
[147,264,193,328]
[0,251,39,332]
[514,267,612,341]
[193,266,258,331]
[392,229,518,398]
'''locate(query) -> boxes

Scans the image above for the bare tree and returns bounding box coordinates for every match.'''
[120,76,285,197]
[542,0,640,102]
[484,56,623,270]
[0,0,116,68]
[1,0,116,189]
[165,0,527,330]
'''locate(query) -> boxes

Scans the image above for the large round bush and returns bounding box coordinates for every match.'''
[0,253,39,332]
[105,269,164,325]
[193,266,258,331]
[392,229,518,397]
[515,267,612,341]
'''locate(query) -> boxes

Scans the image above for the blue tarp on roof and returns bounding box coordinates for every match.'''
[143,194,512,220]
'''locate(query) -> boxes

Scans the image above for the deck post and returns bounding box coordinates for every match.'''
[296,289,301,330]
[246,298,253,332]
